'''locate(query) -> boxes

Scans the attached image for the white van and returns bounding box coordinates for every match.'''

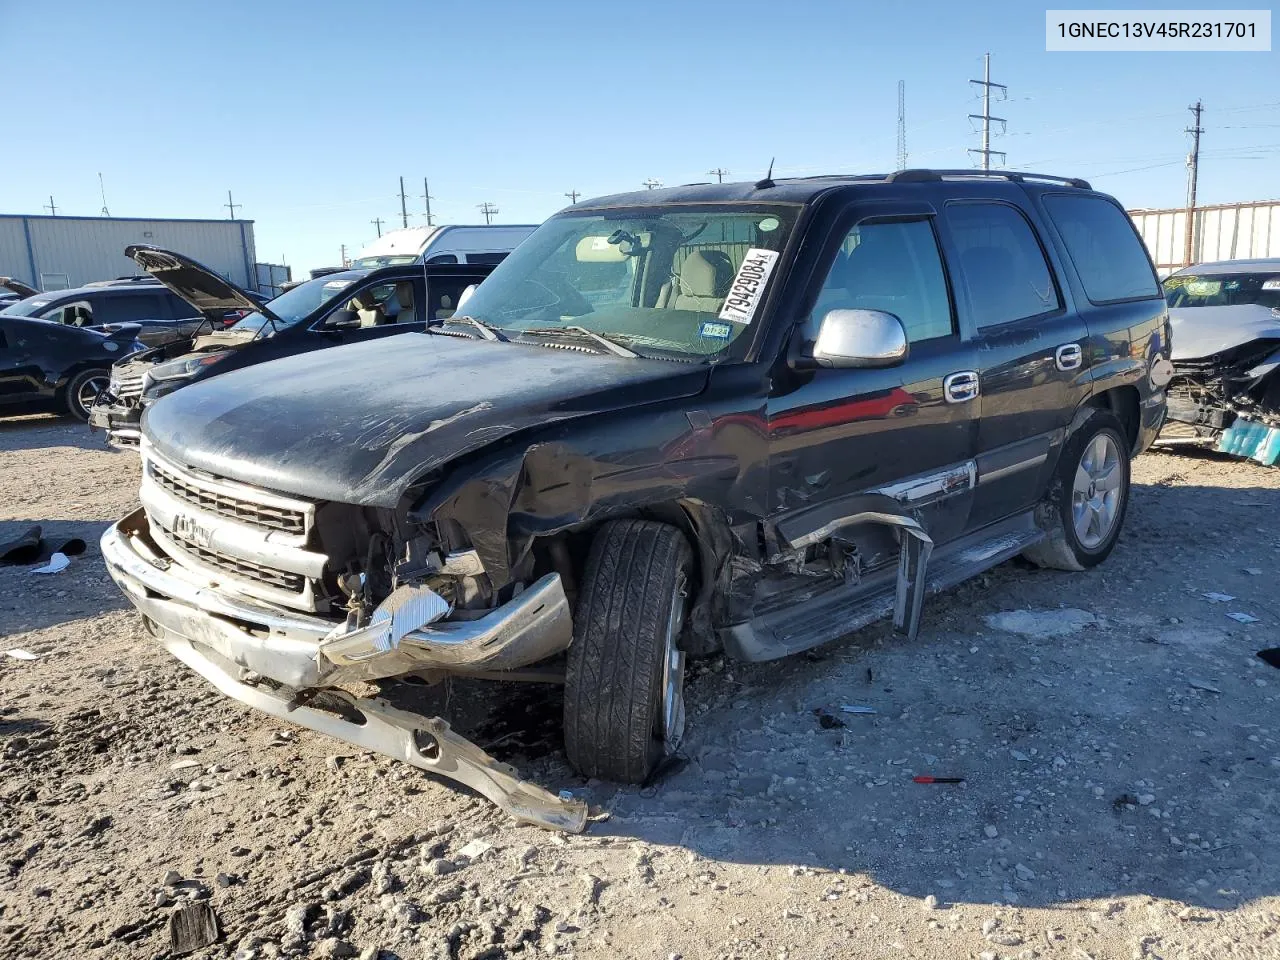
[351,224,537,268]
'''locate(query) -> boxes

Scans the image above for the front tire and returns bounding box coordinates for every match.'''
[62,368,110,422]
[1023,409,1131,571]
[563,519,692,783]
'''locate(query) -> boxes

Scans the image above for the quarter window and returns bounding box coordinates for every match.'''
[1042,194,1159,303]
[810,219,954,343]
[947,202,1060,328]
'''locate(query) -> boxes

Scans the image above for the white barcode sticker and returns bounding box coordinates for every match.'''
[719,248,779,324]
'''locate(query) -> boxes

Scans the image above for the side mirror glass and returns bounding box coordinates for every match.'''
[323,309,361,331]
[812,308,908,368]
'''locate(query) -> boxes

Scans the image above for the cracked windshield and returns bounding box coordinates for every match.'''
[456,207,797,356]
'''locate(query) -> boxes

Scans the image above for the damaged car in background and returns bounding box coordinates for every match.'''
[1157,258,1280,465]
[90,245,493,447]
[100,170,1169,831]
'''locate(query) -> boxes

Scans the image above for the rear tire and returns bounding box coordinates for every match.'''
[563,519,692,783]
[62,368,110,422]
[1023,409,1131,572]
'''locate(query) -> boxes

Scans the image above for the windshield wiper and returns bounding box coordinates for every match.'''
[442,315,508,342]
[518,326,639,358]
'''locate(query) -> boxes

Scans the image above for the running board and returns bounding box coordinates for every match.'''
[722,512,1044,662]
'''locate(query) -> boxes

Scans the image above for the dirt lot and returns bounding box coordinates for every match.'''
[1,414,1277,960]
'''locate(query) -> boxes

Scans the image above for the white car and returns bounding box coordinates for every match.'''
[351,224,537,268]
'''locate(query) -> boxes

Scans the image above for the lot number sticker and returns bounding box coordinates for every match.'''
[719,248,779,324]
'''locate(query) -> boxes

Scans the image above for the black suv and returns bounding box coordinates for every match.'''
[101,171,1169,830]
[0,276,217,345]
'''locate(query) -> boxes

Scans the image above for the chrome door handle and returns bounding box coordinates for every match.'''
[1055,343,1082,371]
[943,371,979,404]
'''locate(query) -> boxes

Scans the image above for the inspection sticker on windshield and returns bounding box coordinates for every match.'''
[719,248,779,324]
[699,321,733,340]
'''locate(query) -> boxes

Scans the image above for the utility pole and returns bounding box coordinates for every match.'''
[708,168,730,183]
[421,178,435,227]
[225,190,241,219]
[896,81,908,171]
[398,176,409,229]
[340,244,348,267]
[565,189,581,204]
[642,178,663,190]
[44,196,58,216]
[477,202,498,225]
[1183,100,1204,268]
[98,173,110,217]
[370,217,384,238]
[968,53,1007,170]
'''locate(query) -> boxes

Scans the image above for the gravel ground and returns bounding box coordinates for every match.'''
[1,413,1277,960]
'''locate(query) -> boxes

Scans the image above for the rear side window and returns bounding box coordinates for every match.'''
[946,202,1060,328]
[94,293,169,323]
[464,252,509,265]
[164,293,200,319]
[810,219,954,343]
[1042,194,1159,303]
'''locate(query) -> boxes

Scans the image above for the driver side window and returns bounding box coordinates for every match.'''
[319,282,415,330]
[808,219,954,343]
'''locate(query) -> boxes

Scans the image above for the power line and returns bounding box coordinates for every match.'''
[708,168,730,183]
[968,52,1007,170]
[98,173,110,217]
[371,217,384,238]
[565,189,581,203]
[477,202,498,224]
[44,195,57,216]
[421,178,435,227]
[1184,100,1204,267]
[225,190,240,219]
[398,176,409,229]
[896,80,908,171]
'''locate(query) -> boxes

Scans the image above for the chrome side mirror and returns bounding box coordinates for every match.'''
[813,308,908,368]
[456,284,479,312]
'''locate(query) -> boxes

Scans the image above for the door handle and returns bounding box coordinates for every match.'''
[943,371,979,404]
[1055,343,1083,371]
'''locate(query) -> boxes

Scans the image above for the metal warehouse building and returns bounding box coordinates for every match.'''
[0,214,261,292]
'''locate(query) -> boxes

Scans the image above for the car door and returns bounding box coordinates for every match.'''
[309,276,427,345]
[767,204,980,549]
[938,196,1090,528]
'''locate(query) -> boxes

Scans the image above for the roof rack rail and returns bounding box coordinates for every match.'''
[887,169,1092,190]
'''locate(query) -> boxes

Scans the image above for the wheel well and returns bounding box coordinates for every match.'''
[1089,386,1140,452]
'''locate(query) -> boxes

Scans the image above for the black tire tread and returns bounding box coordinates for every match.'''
[563,519,690,783]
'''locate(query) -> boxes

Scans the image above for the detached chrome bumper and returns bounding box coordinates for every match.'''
[101,508,586,832]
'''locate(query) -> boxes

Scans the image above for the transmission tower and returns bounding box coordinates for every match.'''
[968,53,1007,170]
[477,202,498,224]
[896,81,908,171]
[98,173,110,217]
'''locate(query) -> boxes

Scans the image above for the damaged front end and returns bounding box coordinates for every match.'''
[101,443,587,831]
[1160,337,1280,465]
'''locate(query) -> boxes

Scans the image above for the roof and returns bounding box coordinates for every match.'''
[0,214,254,225]
[574,169,1094,211]
[1174,257,1280,276]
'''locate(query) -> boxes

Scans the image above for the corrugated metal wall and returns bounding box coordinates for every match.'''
[1128,201,1280,275]
[0,215,257,291]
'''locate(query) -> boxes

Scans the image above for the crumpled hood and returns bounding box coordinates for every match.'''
[143,333,710,507]
[1170,304,1280,360]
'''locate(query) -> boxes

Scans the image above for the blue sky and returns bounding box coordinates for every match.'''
[1,0,1276,275]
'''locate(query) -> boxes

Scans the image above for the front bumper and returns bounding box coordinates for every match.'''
[102,509,586,832]
[88,396,143,447]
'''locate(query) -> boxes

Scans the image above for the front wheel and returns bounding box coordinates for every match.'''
[1023,409,1131,571]
[563,519,692,783]
[63,368,111,422]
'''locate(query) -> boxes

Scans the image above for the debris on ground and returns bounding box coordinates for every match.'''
[167,901,219,955]
[983,608,1097,638]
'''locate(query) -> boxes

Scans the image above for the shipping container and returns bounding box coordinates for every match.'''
[1128,200,1280,276]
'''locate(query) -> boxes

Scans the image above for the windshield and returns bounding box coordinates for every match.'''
[351,255,420,269]
[456,205,798,357]
[231,274,364,334]
[1164,272,1280,310]
[0,295,59,318]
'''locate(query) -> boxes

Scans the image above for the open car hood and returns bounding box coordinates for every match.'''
[0,277,39,299]
[126,245,284,326]
[1170,304,1280,360]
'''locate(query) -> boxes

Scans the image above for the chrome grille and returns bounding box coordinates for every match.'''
[110,370,146,400]
[149,459,307,534]
[166,529,305,593]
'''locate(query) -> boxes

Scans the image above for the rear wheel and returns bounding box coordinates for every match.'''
[563,519,692,783]
[1023,409,1131,571]
[62,368,110,422]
